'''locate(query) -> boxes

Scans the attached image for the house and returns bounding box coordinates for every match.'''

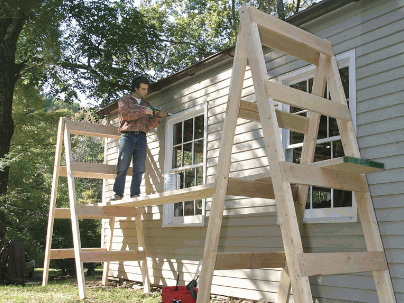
[97,0,404,301]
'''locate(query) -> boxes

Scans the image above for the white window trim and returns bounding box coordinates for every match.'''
[277,49,357,224]
[162,103,208,227]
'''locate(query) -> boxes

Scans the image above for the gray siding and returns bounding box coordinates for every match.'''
[102,0,404,301]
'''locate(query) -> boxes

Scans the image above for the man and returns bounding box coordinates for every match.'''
[112,75,168,200]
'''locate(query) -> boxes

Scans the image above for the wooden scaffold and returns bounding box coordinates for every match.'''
[43,4,396,302]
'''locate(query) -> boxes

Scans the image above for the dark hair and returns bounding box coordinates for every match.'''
[131,75,150,93]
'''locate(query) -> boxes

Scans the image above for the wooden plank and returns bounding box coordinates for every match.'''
[215,252,286,270]
[108,183,215,208]
[266,81,352,121]
[239,4,313,302]
[64,123,86,299]
[80,250,146,262]
[249,6,334,57]
[102,217,115,286]
[54,206,140,219]
[59,162,132,180]
[298,252,388,277]
[280,161,368,192]
[43,117,66,287]
[51,248,107,259]
[326,55,396,303]
[227,178,275,199]
[239,100,310,134]
[66,120,120,139]
[308,156,384,174]
[277,266,291,303]
[134,208,150,293]
[197,29,248,303]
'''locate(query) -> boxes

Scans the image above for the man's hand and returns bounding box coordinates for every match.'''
[157,110,168,118]
[146,108,154,115]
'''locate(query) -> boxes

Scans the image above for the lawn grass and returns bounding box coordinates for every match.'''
[0,268,162,303]
[0,268,258,303]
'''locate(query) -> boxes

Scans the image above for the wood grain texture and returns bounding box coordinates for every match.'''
[298,252,387,277]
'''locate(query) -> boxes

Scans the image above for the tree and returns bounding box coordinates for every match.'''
[139,0,319,74]
[0,0,162,243]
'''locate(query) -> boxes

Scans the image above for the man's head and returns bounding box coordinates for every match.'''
[131,75,150,99]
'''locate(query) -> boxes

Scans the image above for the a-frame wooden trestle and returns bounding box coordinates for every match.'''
[43,4,396,302]
[42,118,150,299]
[196,4,396,303]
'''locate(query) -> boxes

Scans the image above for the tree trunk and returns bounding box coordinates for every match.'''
[277,0,286,20]
[0,7,26,243]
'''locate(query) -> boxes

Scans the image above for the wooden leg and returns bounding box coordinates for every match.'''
[135,208,150,293]
[43,118,65,286]
[326,55,396,303]
[277,266,291,303]
[102,216,115,286]
[196,31,248,303]
[64,123,86,299]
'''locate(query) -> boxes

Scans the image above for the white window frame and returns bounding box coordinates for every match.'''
[162,103,208,227]
[277,49,357,224]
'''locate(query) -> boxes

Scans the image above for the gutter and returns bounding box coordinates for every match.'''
[97,0,359,117]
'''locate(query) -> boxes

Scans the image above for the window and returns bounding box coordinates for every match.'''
[278,50,357,223]
[163,104,207,227]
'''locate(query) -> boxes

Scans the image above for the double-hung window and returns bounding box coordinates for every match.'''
[278,50,357,223]
[163,104,207,227]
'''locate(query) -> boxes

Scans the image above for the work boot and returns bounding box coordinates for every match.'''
[111,194,123,201]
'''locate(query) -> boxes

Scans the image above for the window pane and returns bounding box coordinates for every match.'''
[194,139,204,164]
[290,131,304,145]
[318,115,327,139]
[183,118,193,142]
[291,80,307,92]
[306,189,311,209]
[312,187,331,208]
[332,140,344,158]
[314,142,331,162]
[329,117,339,137]
[174,202,183,217]
[334,189,352,207]
[340,67,349,98]
[184,168,195,188]
[183,142,192,166]
[293,147,302,164]
[179,171,185,189]
[173,146,182,168]
[196,166,203,186]
[195,200,203,215]
[173,122,182,145]
[194,115,204,140]
[184,201,194,216]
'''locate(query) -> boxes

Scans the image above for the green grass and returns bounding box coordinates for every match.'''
[0,268,162,303]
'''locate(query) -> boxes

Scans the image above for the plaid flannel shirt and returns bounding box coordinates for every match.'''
[117,95,162,133]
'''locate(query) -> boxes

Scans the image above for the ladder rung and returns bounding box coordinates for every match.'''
[239,100,309,134]
[309,156,384,174]
[66,120,120,139]
[215,252,286,270]
[58,162,132,179]
[249,6,334,65]
[81,250,146,262]
[108,183,216,207]
[298,251,388,277]
[227,178,275,199]
[267,81,352,121]
[50,248,107,259]
[280,162,368,192]
[54,205,140,219]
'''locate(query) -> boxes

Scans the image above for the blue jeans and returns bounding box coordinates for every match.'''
[113,132,147,197]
